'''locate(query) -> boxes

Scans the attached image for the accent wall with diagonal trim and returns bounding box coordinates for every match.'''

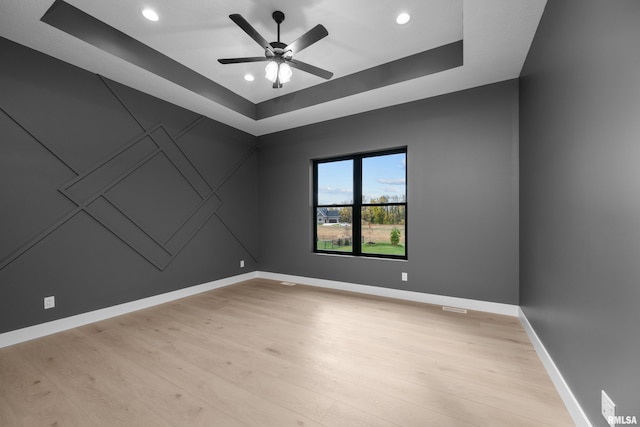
[0,37,258,334]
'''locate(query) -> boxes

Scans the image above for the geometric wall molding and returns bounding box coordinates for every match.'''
[0,77,256,273]
[1,36,259,335]
[60,124,222,270]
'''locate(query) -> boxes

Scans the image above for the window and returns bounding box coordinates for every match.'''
[313,148,407,259]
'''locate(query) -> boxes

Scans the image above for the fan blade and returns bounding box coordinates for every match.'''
[229,14,270,50]
[218,57,269,64]
[285,24,328,55]
[288,59,333,80]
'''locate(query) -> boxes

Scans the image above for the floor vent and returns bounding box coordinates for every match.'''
[442,306,467,314]
[280,281,297,286]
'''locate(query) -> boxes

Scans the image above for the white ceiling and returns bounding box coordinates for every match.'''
[0,0,547,136]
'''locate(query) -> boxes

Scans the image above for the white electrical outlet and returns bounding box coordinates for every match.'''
[240,260,245,268]
[44,296,55,310]
[602,390,616,427]
[401,272,408,281]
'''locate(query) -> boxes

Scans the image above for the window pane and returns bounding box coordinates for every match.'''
[362,153,406,204]
[361,206,406,257]
[317,160,353,205]
[316,208,352,252]
[314,148,406,259]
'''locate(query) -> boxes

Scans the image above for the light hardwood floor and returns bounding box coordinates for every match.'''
[0,279,574,426]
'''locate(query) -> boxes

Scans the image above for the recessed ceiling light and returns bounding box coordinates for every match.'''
[142,8,159,22]
[244,74,255,82]
[396,12,411,25]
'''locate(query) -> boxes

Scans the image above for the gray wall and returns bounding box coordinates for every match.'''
[0,37,258,334]
[7,3,638,421]
[258,80,520,304]
[520,1,640,424]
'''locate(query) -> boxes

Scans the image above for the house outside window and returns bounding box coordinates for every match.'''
[313,148,407,259]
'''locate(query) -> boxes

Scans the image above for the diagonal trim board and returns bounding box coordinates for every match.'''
[0,271,590,426]
[0,75,258,272]
[40,0,463,121]
[57,124,225,271]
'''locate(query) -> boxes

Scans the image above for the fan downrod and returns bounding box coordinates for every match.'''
[272,11,285,43]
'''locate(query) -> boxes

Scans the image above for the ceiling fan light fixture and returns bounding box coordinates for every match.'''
[265,60,279,82]
[265,61,292,85]
[278,63,292,84]
[396,12,411,25]
[141,8,159,22]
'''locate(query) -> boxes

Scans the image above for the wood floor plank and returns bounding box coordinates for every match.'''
[0,348,96,426]
[321,401,402,427]
[16,335,174,427]
[180,286,558,405]
[70,328,250,427]
[87,308,331,425]
[79,322,243,425]
[280,364,478,427]
[406,364,574,424]
[0,279,573,426]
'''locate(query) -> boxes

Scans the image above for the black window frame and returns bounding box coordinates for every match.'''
[313,147,407,260]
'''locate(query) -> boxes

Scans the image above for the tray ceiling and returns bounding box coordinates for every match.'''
[0,0,547,135]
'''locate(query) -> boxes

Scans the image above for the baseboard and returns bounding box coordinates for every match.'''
[1,270,589,425]
[1,270,517,348]
[256,271,520,317]
[518,308,592,427]
[0,271,258,349]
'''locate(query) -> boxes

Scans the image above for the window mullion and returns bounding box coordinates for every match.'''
[312,161,318,248]
[353,156,362,255]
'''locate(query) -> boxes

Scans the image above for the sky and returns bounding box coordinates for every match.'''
[317,152,406,205]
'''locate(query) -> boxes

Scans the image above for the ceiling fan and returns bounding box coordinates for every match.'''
[218,11,333,88]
